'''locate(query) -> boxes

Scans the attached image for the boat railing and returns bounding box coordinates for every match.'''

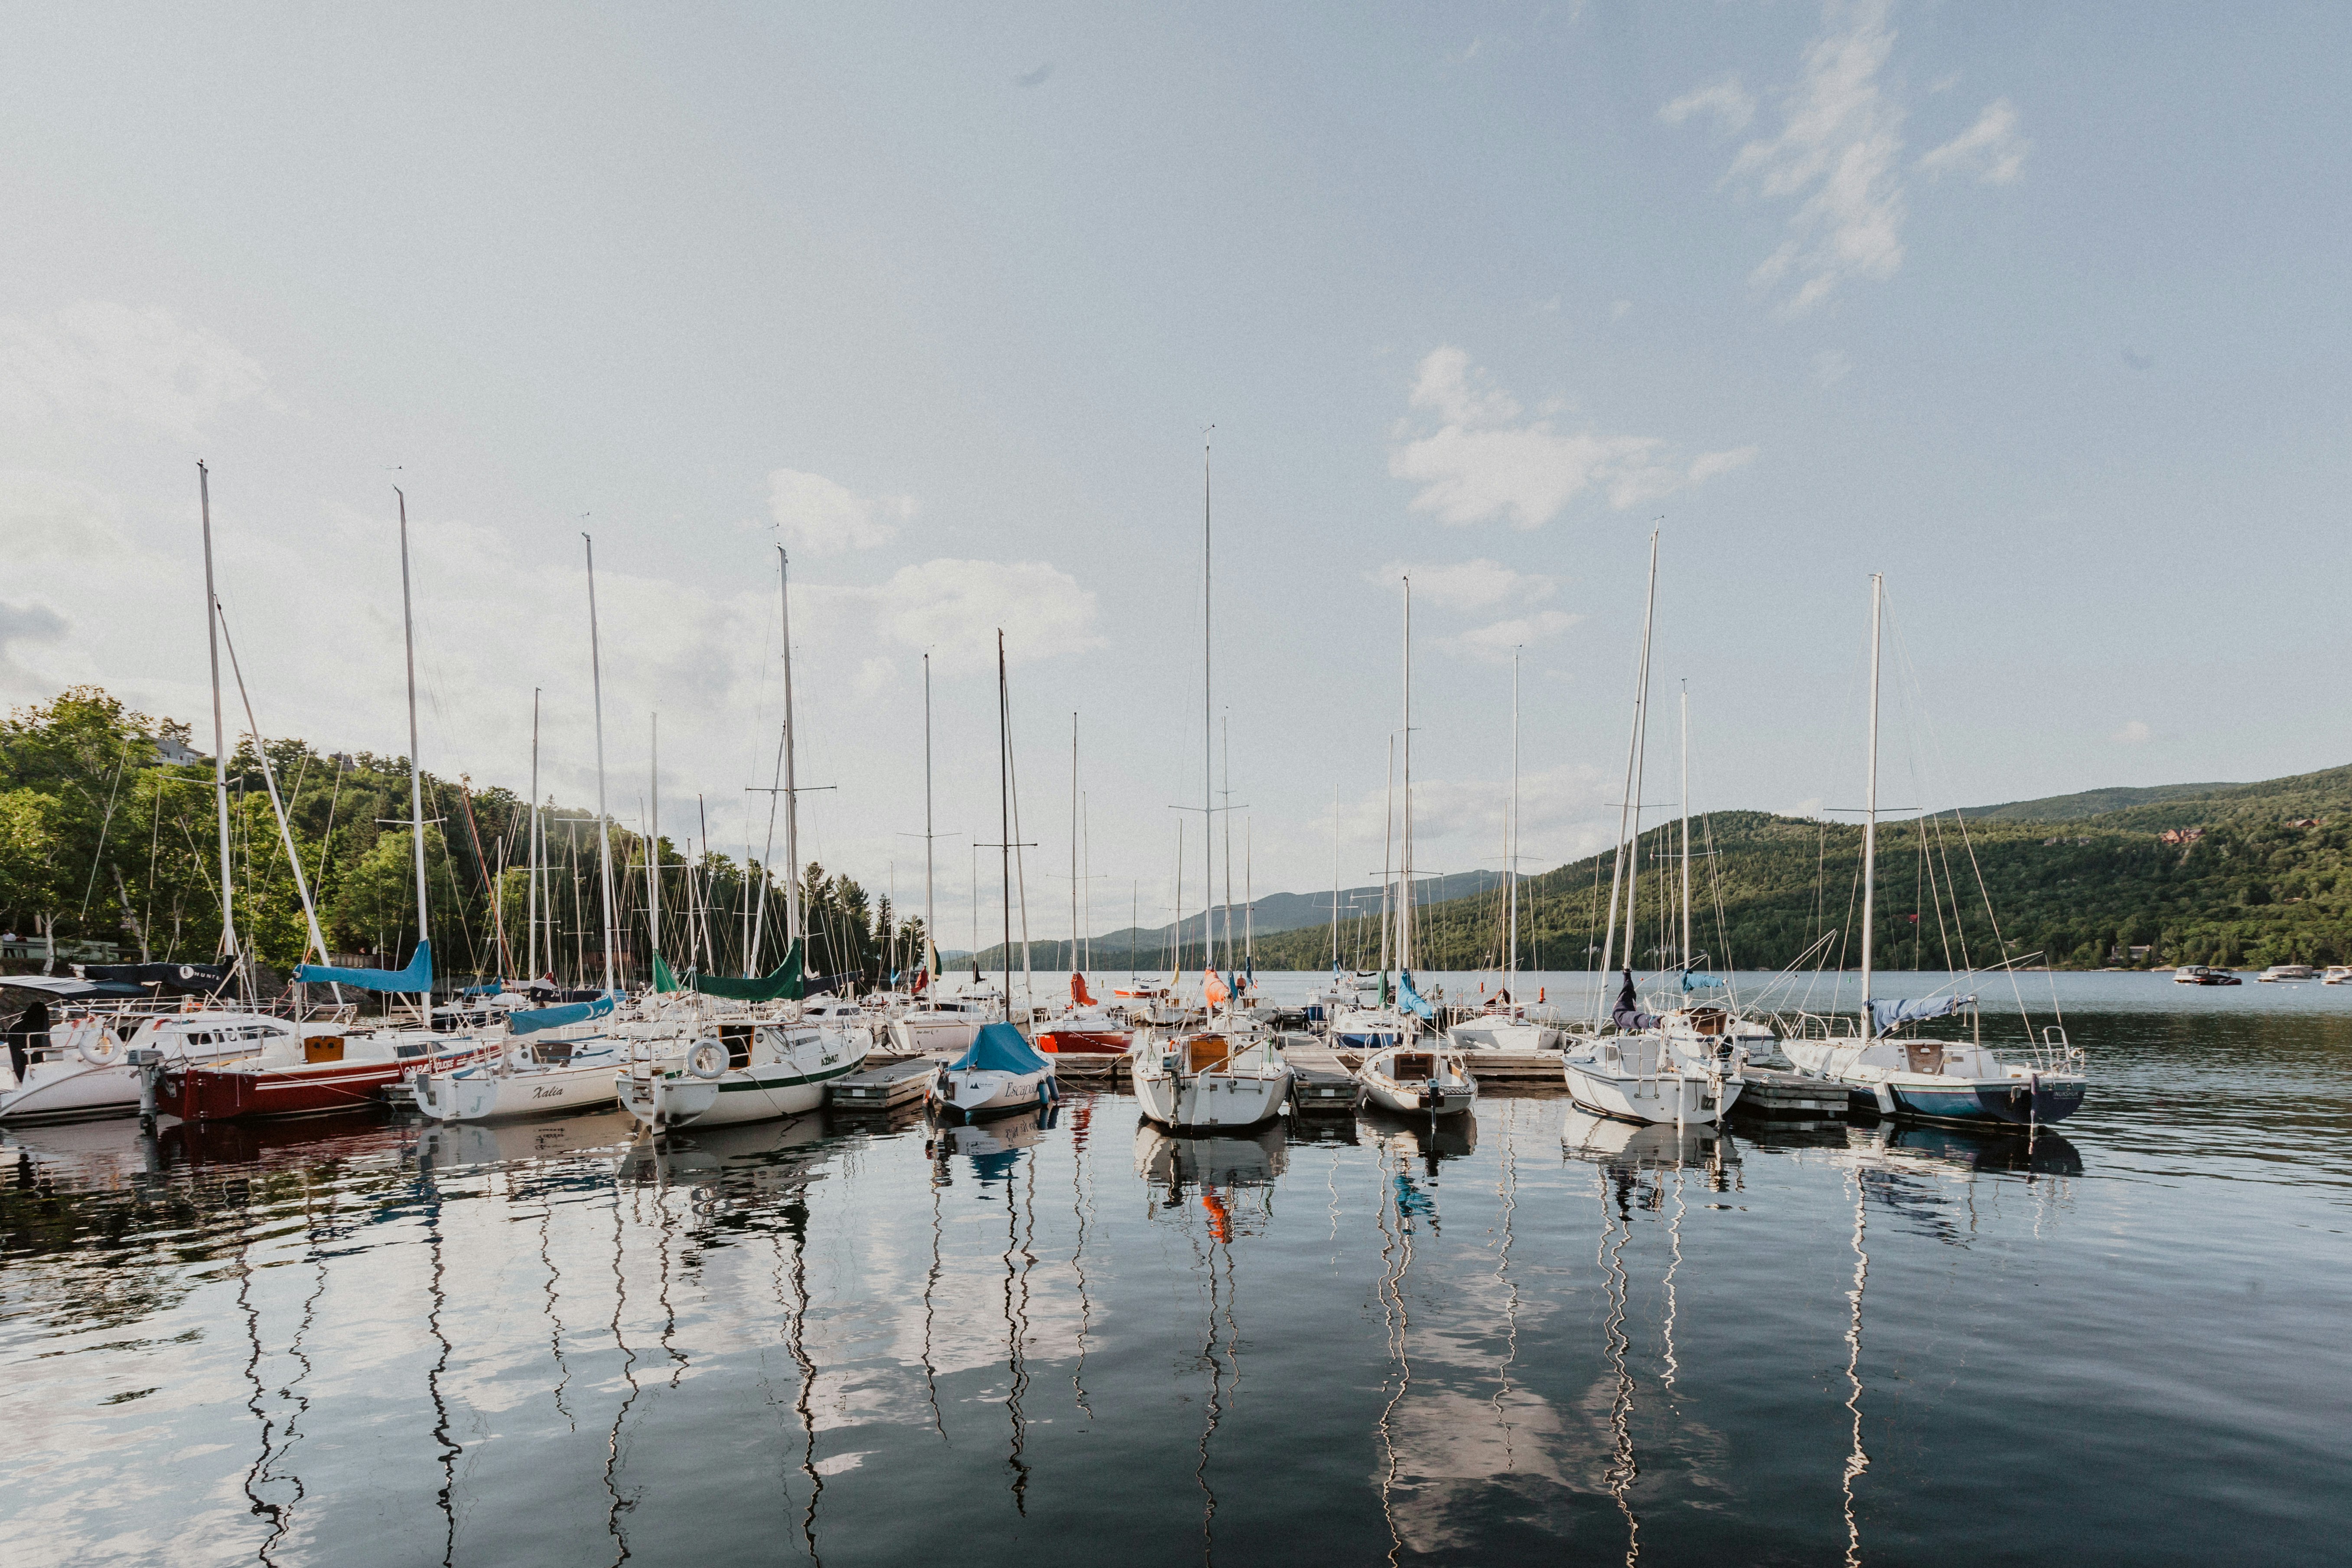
[1785,1011,1862,1042]
[2026,1025,2086,1075]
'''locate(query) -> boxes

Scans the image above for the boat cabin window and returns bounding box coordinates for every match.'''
[1391,1052,1435,1080]
[1688,1009,1727,1036]
[720,1023,754,1069]
[1902,1043,1946,1076]
[1186,1036,1230,1073]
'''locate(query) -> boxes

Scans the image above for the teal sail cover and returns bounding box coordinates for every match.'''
[1398,971,1437,1020]
[947,1022,1050,1075]
[511,995,615,1035]
[295,941,433,994]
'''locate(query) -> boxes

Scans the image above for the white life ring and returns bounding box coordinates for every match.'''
[687,1041,728,1080]
[76,1030,122,1066]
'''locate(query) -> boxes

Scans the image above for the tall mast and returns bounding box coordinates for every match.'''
[1329,784,1342,972]
[1378,734,1395,983]
[584,533,617,995]
[1201,427,1214,984]
[1070,711,1079,975]
[778,546,801,951]
[997,631,1013,1013]
[1509,648,1521,995]
[648,713,661,970]
[1598,530,1660,1014]
[1221,714,1234,972]
[924,653,936,988]
[528,688,541,979]
[398,489,431,1020]
[1400,575,1414,977]
[197,462,240,986]
[1680,682,1693,973]
[214,606,336,1005]
[1861,573,1883,1038]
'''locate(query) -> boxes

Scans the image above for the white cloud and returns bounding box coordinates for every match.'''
[1388,348,1756,528]
[1372,557,1555,613]
[1920,98,2028,185]
[1437,610,1583,665]
[1660,75,1756,132]
[767,467,915,558]
[2112,719,2151,745]
[1812,348,1852,387]
[0,302,269,440]
[857,558,1101,674]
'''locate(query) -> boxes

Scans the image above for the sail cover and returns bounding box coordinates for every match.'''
[1869,994,1973,1033]
[946,1021,1050,1075]
[510,995,616,1035]
[83,961,236,997]
[1680,971,1726,992]
[294,941,433,994]
[1397,971,1437,1020]
[682,942,804,1001]
[1612,970,1662,1033]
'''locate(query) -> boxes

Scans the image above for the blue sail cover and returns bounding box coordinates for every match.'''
[511,995,615,1035]
[294,940,433,994]
[1397,971,1437,1021]
[1680,971,1726,992]
[461,980,503,997]
[1869,994,1972,1033]
[947,1022,1050,1075]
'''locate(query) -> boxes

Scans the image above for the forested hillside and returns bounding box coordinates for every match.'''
[0,688,922,987]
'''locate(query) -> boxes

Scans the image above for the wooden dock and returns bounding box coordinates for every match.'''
[1728,1066,1852,1119]
[828,1055,937,1112]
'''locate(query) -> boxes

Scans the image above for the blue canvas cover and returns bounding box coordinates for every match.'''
[510,995,615,1035]
[947,1021,1050,1075]
[1680,971,1726,992]
[1397,971,1437,1020]
[1869,994,1972,1033]
[295,940,433,994]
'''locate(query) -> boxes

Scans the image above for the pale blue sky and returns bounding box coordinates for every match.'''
[2,2,2345,930]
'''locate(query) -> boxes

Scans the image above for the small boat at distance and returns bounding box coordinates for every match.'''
[2257,964,2316,983]
[2172,965,2242,986]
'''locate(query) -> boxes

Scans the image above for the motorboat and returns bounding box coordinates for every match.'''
[2326,967,2352,985]
[1131,1020,1291,1130]
[619,1015,868,1129]
[2257,964,2316,983]
[2173,965,2241,986]
[1035,973,1134,1055]
[925,1021,1055,1123]
[0,998,359,1123]
[1303,970,1367,1024]
[1355,1041,1477,1117]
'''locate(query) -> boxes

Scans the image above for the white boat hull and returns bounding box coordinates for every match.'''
[0,1013,339,1122]
[1133,1067,1290,1128]
[415,1055,623,1122]
[1562,1057,1738,1126]
[888,1014,981,1055]
[621,1033,868,1129]
[926,1065,1054,1121]
[1448,1019,1560,1052]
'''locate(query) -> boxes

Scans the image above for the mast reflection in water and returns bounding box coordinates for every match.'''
[2,1014,2344,1568]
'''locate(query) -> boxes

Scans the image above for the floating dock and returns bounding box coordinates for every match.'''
[828,1055,937,1111]
[1727,1066,1852,1118]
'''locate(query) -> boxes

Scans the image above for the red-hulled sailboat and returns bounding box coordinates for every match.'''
[1036,973,1134,1055]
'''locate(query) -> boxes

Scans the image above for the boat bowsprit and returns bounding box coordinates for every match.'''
[925,1021,1056,1123]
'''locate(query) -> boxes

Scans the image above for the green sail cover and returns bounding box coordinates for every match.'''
[653,952,684,994]
[680,941,804,1001]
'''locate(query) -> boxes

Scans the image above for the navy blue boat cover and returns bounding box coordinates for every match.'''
[946,1021,1050,1074]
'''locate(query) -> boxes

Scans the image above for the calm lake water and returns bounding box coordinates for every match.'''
[5,973,2348,1566]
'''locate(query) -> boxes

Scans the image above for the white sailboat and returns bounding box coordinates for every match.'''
[1451,650,1561,1052]
[1349,577,1472,1120]
[1130,433,1290,1130]
[1780,576,2088,1129]
[927,632,1055,1121]
[1330,733,1411,1050]
[1561,533,1741,1127]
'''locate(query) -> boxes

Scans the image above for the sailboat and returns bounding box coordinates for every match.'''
[1,467,357,1121]
[1330,735,1412,1051]
[1348,578,1475,1121]
[173,489,502,1121]
[1450,650,1561,1052]
[1780,577,2088,1128]
[928,632,1056,1122]
[1131,433,1291,1130]
[1561,534,1743,1127]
